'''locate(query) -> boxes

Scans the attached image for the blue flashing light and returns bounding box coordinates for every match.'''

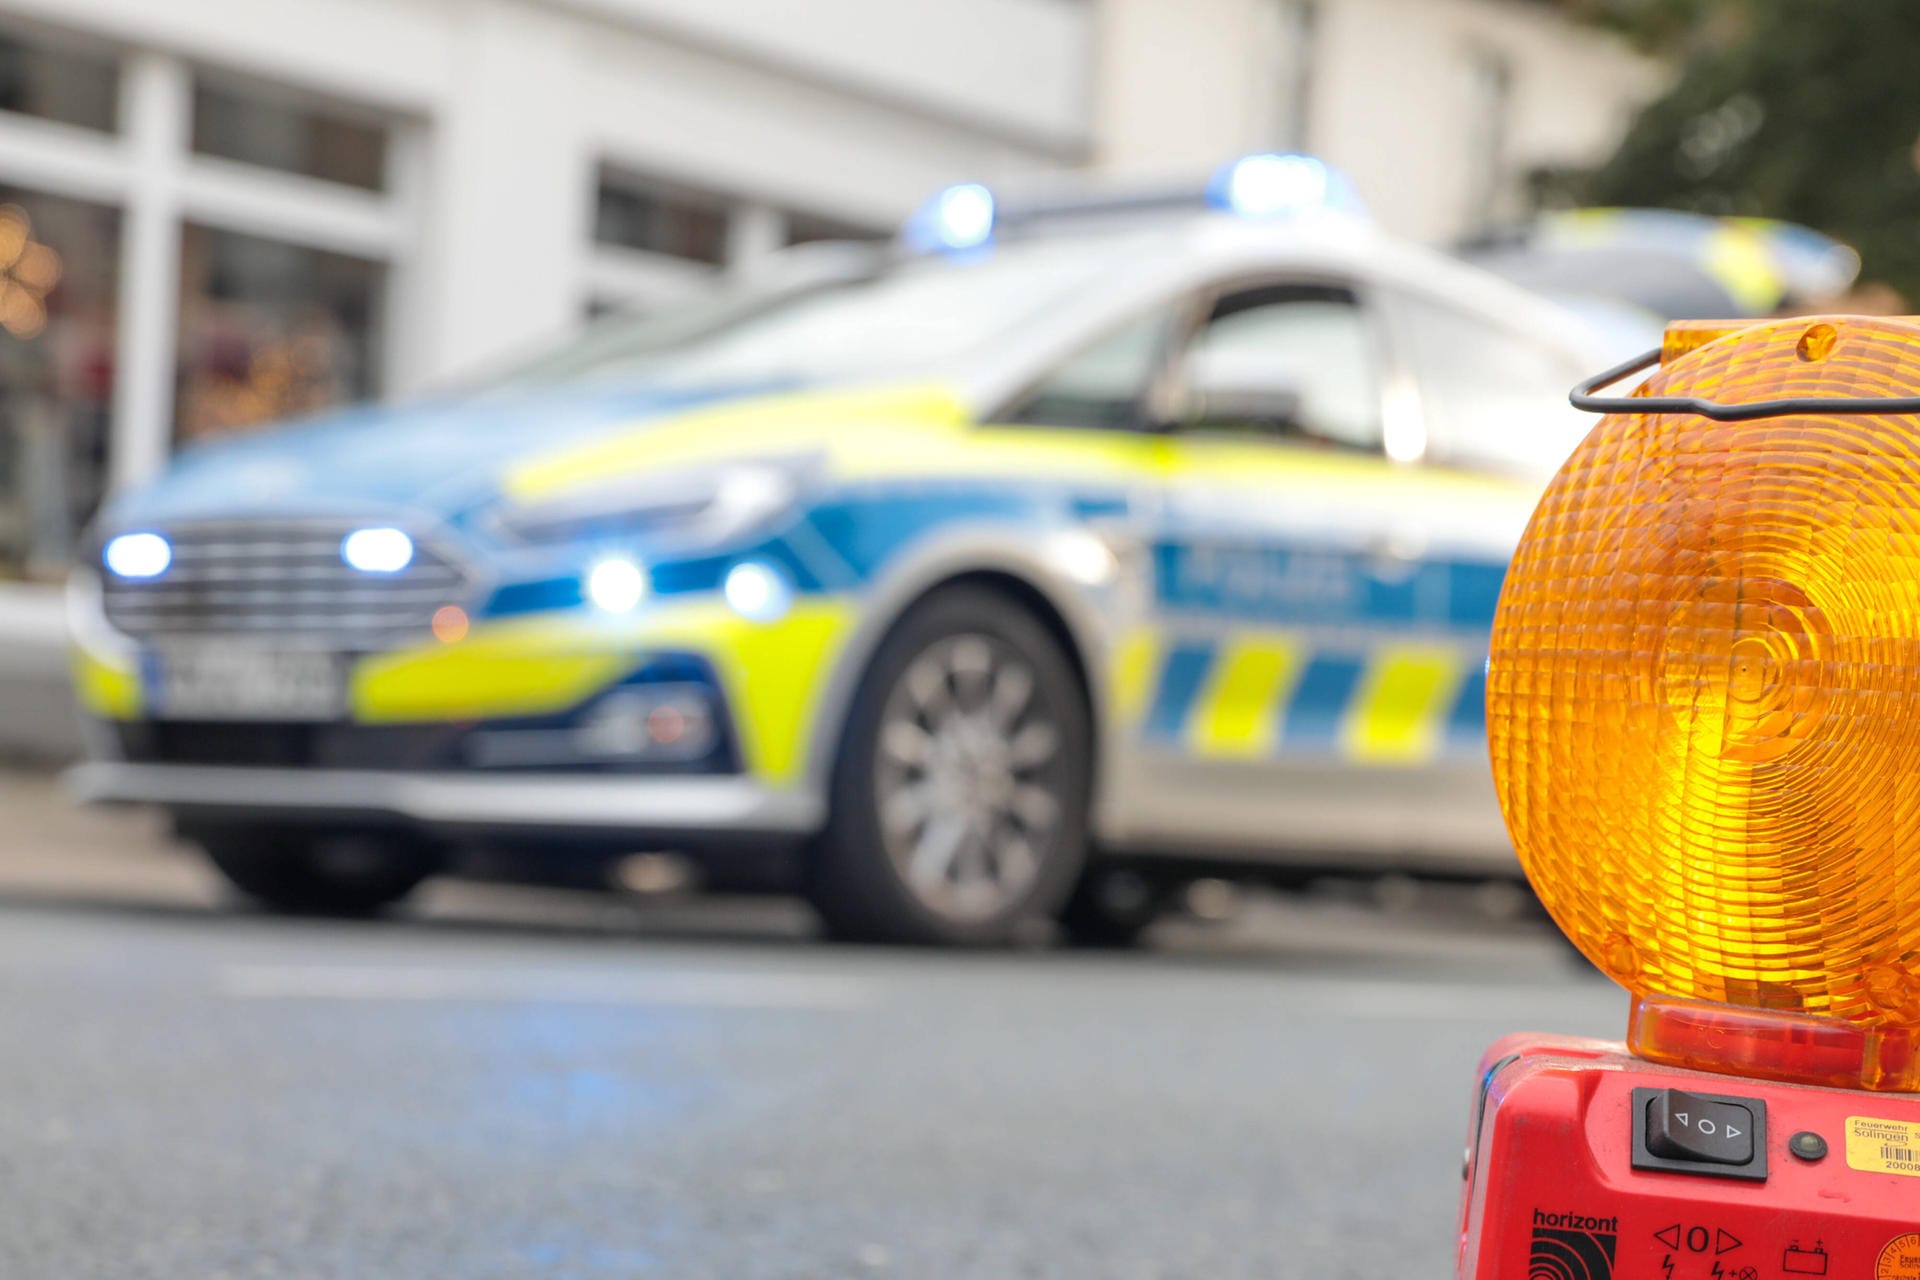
[587,557,648,614]
[104,532,171,579]
[341,527,414,574]
[723,560,793,623]
[1206,153,1365,221]
[904,182,996,253]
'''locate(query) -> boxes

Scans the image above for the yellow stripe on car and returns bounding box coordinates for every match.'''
[1190,633,1305,759]
[351,618,635,725]
[72,647,140,719]
[684,601,854,784]
[350,598,859,786]
[505,381,1527,511]
[1107,628,1160,730]
[1702,224,1784,315]
[1341,643,1470,765]
[505,385,975,502]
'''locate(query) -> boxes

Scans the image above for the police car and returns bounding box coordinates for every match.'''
[69,155,1644,944]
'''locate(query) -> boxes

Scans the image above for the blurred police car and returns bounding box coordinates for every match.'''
[68,154,1650,945]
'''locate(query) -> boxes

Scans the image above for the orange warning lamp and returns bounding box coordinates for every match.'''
[1489,314,1920,1093]
[1460,315,1920,1280]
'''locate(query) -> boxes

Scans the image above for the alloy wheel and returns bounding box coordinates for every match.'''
[870,633,1065,922]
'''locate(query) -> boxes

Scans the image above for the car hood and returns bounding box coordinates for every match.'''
[101,381,799,529]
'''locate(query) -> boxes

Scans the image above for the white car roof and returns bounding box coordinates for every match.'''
[943,211,1645,427]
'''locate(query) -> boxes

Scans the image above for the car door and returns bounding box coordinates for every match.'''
[1115,276,1530,866]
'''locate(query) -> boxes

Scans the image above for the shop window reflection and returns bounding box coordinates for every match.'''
[0,189,117,581]
[175,224,384,445]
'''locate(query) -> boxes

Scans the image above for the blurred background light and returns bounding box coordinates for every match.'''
[587,557,648,613]
[340,527,413,574]
[0,203,61,340]
[430,604,469,644]
[905,182,995,253]
[932,183,994,249]
[1214,153,1329,217]
[722,560,792,622]
[102,533,170,580]
[1049,530,1118,587]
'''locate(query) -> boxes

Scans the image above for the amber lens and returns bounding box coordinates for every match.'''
[1491,316,1920,1030]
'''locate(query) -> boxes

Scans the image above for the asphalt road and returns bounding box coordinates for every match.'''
[0,770,1625,1279]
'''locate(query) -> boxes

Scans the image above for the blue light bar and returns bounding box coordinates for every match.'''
[902,182,996,254]
[900,154,1366,254]
[1205,152,1366,220]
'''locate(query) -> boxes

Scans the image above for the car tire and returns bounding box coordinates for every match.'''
[199,826,435,917]
[1055,867,1171,949]
[806,585,1092,946]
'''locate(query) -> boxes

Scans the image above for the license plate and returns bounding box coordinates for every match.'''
[151,644,344,721]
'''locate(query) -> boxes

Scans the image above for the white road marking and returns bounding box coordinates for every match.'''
[213,961,1607,1025]
[217,964,877,1010]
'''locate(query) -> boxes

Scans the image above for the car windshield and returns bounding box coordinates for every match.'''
[498,236,1144,389]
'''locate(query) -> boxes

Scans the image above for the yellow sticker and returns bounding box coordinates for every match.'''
[1846,1116,1920,1177]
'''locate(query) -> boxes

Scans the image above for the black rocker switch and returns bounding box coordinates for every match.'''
[1645,1088,1756,1165]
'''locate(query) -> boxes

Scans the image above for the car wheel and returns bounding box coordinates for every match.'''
[807,586,1091,945]
[198,826,435,917]
[1055,867,1172,949]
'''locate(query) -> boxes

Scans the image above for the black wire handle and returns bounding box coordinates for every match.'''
[1571,347,1920,421]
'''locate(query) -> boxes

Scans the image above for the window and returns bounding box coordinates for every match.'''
[1175,284,1380,451]
[174,224,385,445]
[0,28,117,133]
[1004,310,1175,429]
[192,77,389,191]
[785,210,881,247]
[595,170,730,266]
[1395,294,1588,476]
[0,188,119,579]
[0,49,407,574]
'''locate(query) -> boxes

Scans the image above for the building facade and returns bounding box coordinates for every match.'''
[1095,0,1661,243]
[0,0,1096,587]
[0,0,1655,752]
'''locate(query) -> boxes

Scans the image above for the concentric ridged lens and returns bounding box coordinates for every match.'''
[1490,316,1920,1028]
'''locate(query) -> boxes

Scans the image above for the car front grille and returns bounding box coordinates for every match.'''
[101,520,475,644]
[116,721,469,769]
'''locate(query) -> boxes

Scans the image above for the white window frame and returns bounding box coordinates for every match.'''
[581,243,715,317]
[581,171,784,315]
[581,160,895,317]
[1266,0,1317,152]
[0,48,417,493]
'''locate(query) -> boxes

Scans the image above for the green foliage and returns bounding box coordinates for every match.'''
[1574,0,1920,301]
[1562,0,1727,55]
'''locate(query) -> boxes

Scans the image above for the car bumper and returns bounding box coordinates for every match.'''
[65,761,825,841]
[72,591,865,795]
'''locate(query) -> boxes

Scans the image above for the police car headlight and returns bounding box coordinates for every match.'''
[497,459,808,549]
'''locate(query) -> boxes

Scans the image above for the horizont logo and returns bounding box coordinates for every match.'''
[1529,1208,1617,1280]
